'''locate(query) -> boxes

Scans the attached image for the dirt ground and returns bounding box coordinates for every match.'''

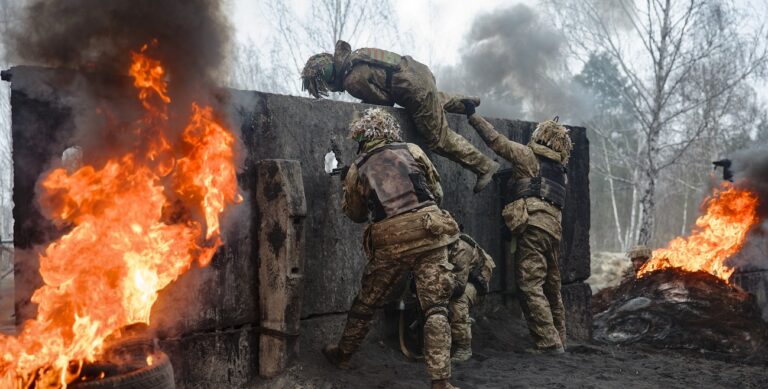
[254,299,768,389]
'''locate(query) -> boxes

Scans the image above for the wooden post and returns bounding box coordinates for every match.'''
[256,160,307,378]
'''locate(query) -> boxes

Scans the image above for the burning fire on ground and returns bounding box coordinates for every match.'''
[0,42,240,387]
[639,182,760,282]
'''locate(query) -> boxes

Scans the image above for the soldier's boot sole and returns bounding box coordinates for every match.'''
[525,345,565,355]
[473,161,500,193]
[322,344,352,369]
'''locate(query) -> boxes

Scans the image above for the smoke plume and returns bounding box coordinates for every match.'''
[437,4,592,123]
[6,0,231,92]
[733,146,768,219]
[725,146,768,271]
[4,0,233,159]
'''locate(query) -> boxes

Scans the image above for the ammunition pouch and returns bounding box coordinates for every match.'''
[502,199,529,235]
[370,206,459,260]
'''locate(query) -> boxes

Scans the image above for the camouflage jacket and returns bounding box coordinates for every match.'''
[343,140,443,222]
[332,40,429,107]
[469,115,564,240]
[343,140,457,259]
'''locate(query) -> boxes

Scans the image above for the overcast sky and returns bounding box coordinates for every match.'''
[228,0,538,68]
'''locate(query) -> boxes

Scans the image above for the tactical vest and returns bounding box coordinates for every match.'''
[508,154,567,209]
[344,48,403,92]
[348,48,402,70]
[355,143,436,222]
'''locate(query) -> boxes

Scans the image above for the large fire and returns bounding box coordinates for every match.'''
[639,183,760,282]
[0,42,240,387]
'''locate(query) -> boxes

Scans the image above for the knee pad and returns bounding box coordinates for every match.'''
[423,304,449,320]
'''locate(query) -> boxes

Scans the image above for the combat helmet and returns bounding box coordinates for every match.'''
[301,53,334,98]
[628,245,652,261]
[531,116,573,164]
[349,108,402,144]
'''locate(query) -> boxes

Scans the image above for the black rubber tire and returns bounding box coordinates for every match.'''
[70,351,175,389]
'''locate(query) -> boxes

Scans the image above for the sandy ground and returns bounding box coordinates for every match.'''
[253,299,768,389]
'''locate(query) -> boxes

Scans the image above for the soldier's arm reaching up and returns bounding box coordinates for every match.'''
[468,113,534,166]
[407,143,444,206]
[341,164,369,223]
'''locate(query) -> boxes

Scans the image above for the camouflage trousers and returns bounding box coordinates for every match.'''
[515,226,567,349]
[450,282,478,350]
[338,246,454,380]
[391,56,495,176]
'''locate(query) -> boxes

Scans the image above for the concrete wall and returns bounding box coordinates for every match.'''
[6,66,591,387]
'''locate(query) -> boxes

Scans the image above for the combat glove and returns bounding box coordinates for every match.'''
[461,99,476,117]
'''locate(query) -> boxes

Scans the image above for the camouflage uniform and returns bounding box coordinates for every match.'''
[468,114,571,351]
[328,109,460,384]
[302,40,499,192]
[624,245,651,281]
[447,234,495,361]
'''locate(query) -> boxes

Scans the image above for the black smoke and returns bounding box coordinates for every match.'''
[5,0,231,93]
[725,147,768,272]
[733,146,768,219]
[437,4,592,123]
[4,0,234,165]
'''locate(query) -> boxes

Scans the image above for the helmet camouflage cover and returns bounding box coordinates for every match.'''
[301,53,334,98]
[349,108,402,143]
[531,118,573,164]
[628,245,652,260]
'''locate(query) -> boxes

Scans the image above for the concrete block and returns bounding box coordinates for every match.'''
[159,325,259,389]
[561,281,592,341]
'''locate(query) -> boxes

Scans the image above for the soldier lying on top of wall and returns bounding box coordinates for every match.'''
[301,40,499,193]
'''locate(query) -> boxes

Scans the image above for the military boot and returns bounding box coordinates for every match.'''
[525,345,565,355]
[431,379,459,389]
[322,344,352,369]
[474,160,500,193]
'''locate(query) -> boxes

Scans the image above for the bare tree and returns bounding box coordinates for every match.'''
[0,0,22,246]
[549,0,768,245]
[258,0,404,95]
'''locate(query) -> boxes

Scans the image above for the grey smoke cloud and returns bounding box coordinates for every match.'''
[437,4,592,123]
[723,147,768,272]
[5,0,231,93]
[733,146,768,218]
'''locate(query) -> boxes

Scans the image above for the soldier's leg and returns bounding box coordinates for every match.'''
[450,282,478,362]
[543,237,567,347]
[409,91,496,178]
[337,255,405,356]
[411,246,454,381]
[515,228,563,350]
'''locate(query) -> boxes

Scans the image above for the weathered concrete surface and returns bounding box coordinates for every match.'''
[229,90,591,317]
[561,281,592,341]
[255,160,307,378]
[158,325,259,388]
[7,66,591,386]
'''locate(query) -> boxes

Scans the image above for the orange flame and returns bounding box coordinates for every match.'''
[0,43,239,387]
[639,182,760,282]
